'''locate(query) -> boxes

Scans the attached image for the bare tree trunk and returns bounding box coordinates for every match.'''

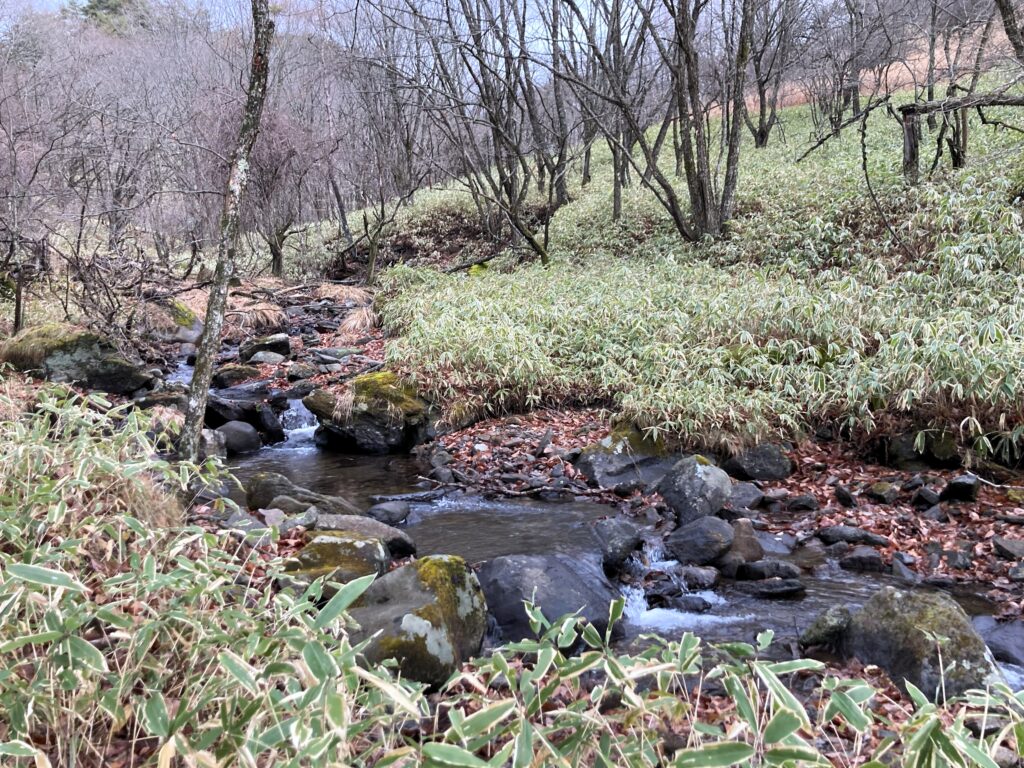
[180,0,274,462]
[994,0,1024,66]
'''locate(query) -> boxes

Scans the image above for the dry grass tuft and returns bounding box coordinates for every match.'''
[317,284,372,306]
[331,387,355,422]
[340,305,379,336]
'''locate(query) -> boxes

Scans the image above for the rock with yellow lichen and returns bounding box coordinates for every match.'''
[280,533,390,597]
[303,370,432,454]
[0,323,154,395]
[347,555,487,687]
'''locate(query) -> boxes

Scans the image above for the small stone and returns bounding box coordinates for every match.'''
[864,482,899,505]
[366,501,411,526]
[891,558,919,583]
[248,350,286,365]
[912,486,941,509]
[239,333,290,362]
[677,566,720,590]
[993,537,1024,560]
[840,545,885,573]
[287,363,317,381]
[944,549,972,570]
[657,456,733,526]
[787,494,819,511]
[727,519,764,563]
[666,594,712,613]
[835,484,857,507]
[1008,564,1024,582]
[736,559,801,580]
[722,444,793,481]
[818,525,888,547]
[940,474,981,503]
[901,475,924,491]
[730,482,765,510]
[923,504,948,522]
[473,443,489,453]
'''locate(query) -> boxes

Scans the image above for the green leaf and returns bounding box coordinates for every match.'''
[763,709,802,744]
[302,641,338,682]
[459,700,516,739]
[673,742,755,767]
[313,572,376,630]
[67,635,108,673]
[142,693,170,739]
[218,650,260,695]
[0,741,40,757]
[0,630,63,653]
[6,562,85,592]
[422,742,489,767]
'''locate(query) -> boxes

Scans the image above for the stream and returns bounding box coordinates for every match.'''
[179,366,1023,689]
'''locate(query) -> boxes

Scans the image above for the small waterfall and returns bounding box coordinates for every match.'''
[166,361,195,385]
[275,400,318,449]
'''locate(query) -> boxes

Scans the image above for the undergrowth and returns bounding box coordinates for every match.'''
[378,99,1024,458]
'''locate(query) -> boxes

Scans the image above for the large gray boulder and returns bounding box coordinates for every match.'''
[803,588,1001,700]
[656,456,732,526]
[349,556,487,687]
[664,516,735,566]
[239,333,291,363]
[0,323,154,395]
[216,420,262,455]
[246,472,360,515]
[303,372,431,454]
[476,554,620,642]
[722,444,793,481]
[592,517,644,573]
[575,429,677,494]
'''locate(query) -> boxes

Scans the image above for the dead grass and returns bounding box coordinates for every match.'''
[340,305,379,336]
[317,284,372,306]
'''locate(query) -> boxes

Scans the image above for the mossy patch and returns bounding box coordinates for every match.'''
[284,533,389,585]
[351,371,427,421]
[0,323,101,370]
[167,299,197,328]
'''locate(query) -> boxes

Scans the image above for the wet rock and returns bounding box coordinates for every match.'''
[477,553,621,643]
[912,486,941,509]
[756,531,795,556]
[727,519,764,563]
[282,533,390,591]
[864,482,899,505]
[839,545,885,573]
[349,556,487,687]
[940,474,981,503]
[973,617,1024,668]
[665,594,712,613]
[835,484,857,507]
[0,323,155,395]
[729,482,765,511]
[246,471,360,516]
[253,405,285,444]
[676,566,720,590]
[664,516,734,566]
[839,587,1000,700]
[593,517,644,573]
[366,501,411,526]
[733,578,806,598]
[212,363,260,388]
[736,559,801,580]
[239,333,290,363]
[993,537,1024,561]
[656,456,732,526]
[800,605,852,649]
[721,444,793,481]
[818,525,888,547]
[216,420,262,455]
[923,504,948,522]
[304,372,431,454]
[787,494,819,512]
[575,448,676,496]
[314,514,416,557]
[791,539,827,569]
[891,558,920,583]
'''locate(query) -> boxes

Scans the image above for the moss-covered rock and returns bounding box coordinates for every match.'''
[212,363,260,389]
[281,533,389,595]
[575,423,677,495]
[239,333,290,363]
[246,471,360,515]
[348,555,487,687]
[303,371,431,454]
[841,587,1000,700]
[0,323,154,395]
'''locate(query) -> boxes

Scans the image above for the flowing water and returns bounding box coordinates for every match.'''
[179,370,1021,689]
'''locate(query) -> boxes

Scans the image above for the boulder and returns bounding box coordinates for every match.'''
[212,363,260,389]
[287,363,318,381]
[575,427,676,495]
[281,533,390,593]
[722,444,793,481]
[729,482,765,511]
[246,471,360,515]
[216,420,262,455]
[0,323,154,395]
[838,588,1001,700]
[476,554,620,642]
[835,484,857,508]
[993,537,1024,561]
[940,474,981,503]
[239,333,291,363]
[304,372,431,454]
[314,514,416,557]
[657,456,732,526]
[972,617,1024,668]
[727,519,764,563]
[592,517,644,573]
[864,482,899,505]
[800,605,852,649]
[349,556,487,687]
[884,432,961,471]
[366,501,411,526]
[664,516,734,566]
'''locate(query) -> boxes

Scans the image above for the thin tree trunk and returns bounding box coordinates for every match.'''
[180,0,274,462]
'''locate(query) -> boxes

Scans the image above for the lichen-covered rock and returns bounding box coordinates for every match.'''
[656,456,732,526]
[246,471,360,515]
[348,555,487,687]
[303,372,431,454]
[212,363,260,389]
[0,323,154,395]
[841,587,1000,700]
[722,444,793,481]
[282,533,389,594]
[239,333,290,363]
[314,513,416,557]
